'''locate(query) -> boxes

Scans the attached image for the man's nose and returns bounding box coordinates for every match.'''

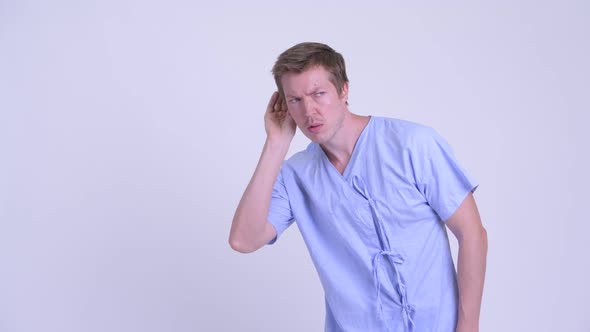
[302,98,316,116]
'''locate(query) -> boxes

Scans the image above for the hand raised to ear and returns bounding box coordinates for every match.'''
[264,91,296,144]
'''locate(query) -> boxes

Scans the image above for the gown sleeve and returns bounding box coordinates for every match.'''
[411,127,479,222]
[267,166,295,244]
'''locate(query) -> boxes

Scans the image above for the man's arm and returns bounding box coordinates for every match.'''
[446,192,488,332]
[228,92,296,253]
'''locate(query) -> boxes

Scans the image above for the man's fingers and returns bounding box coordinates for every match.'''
[274,94,283,112]
[266,91,279,112]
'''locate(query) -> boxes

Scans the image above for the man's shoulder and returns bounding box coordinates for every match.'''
[371,116,438,145]
[283,143,321,169]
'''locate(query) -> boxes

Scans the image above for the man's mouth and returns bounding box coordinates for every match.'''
[308,124,323,133]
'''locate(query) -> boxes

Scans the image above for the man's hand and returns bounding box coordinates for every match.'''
[264,91,296,144]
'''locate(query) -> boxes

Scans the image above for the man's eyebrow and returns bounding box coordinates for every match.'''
[285,86,325,98]
[305,87,324,95]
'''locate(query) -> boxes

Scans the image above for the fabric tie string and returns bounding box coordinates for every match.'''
[372,250,415,332]
[352,175,415,332]
[351,176,391,251]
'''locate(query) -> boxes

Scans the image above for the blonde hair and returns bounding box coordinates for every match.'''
[272,42,349,99]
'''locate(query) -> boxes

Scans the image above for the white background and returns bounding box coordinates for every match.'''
[1,1,589,331]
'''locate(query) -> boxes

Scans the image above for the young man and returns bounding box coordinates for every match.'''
[229,42,487,332]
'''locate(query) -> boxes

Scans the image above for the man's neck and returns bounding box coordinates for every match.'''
[321,113,370,174]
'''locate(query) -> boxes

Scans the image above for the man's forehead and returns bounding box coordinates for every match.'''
[281,67,333,95]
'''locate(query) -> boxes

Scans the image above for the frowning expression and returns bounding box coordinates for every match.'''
[281,66,349,144]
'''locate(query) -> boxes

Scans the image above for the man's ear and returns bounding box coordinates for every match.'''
[340,82,349,102]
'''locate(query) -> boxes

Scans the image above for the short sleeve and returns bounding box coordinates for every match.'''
[267,167,295,244]
[412,127,479,222]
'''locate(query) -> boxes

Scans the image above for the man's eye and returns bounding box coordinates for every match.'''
[289,98,300,103]
[315,92,325,97]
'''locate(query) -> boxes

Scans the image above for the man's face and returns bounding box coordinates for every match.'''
[281,66,349,145]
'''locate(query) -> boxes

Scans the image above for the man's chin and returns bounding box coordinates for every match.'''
[303,133,323,143]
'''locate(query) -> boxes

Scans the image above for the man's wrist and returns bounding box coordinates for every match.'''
[456,318,479,332]
[265,137,291,154]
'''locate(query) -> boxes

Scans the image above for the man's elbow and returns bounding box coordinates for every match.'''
[228,236,260,254]
[480,226,488,252]
[467,224,488,253]
[229,219,275,253]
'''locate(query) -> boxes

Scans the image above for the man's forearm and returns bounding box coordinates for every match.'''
[455,227,488,332]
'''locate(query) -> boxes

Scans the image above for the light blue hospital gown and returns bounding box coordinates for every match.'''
[267,116,478,332]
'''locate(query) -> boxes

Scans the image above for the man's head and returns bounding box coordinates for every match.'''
[271,42,351,145]
[272,42,349,101]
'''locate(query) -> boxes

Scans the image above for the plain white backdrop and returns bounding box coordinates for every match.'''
[1,1,589,331]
